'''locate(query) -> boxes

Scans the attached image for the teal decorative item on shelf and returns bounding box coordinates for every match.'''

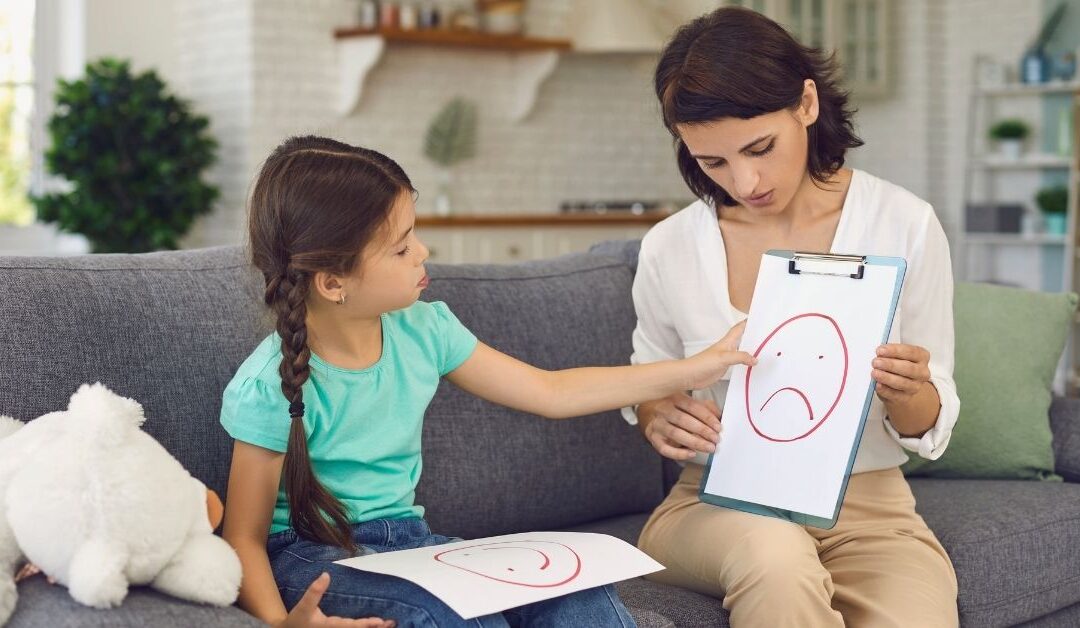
[1036,185,1068,235]
[31,58,218,253]
[1021,2,1067,84]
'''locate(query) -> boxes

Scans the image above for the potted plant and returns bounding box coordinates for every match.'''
[31,58,218,253]
[423,97,478,216]
[1036,185,1068,235]
[989,119,1030,161]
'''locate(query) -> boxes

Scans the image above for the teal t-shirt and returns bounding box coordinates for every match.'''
[220,300,478,534]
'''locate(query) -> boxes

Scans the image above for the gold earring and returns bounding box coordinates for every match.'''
[337,293,347,305]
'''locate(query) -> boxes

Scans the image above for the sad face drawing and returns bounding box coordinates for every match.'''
[433,540,582,588]
[744,313,849,442]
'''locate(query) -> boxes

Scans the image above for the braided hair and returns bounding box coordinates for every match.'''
[248,136,414,552]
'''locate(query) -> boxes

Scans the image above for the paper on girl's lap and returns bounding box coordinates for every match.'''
[335,531,663,619]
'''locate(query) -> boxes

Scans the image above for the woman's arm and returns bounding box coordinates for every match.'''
[222,440,291,624]
[875,208,961,458]
[446,322,754,419]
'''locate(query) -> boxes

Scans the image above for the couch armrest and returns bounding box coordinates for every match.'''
[1050,396,1080,482]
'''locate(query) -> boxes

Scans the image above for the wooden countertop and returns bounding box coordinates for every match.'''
[416,212,672,227]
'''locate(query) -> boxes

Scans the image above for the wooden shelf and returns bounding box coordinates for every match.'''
[333,27,568,120]
[978,80,1080,96]
[979,154,1072,170]
[417,212,671,228]
[962,233,1067,246]
[334,27,571,52]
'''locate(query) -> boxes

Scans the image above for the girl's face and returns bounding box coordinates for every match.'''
[676,79,819,217]
[342,192,430,316]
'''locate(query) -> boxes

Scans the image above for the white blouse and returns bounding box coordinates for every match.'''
[621,169,960,474]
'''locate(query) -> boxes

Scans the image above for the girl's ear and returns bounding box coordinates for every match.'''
[311,271,346,304]
[796,79,820,128]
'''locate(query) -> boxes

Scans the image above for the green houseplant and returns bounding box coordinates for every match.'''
[988,119,1030,161]
[32,58,218,253]
[423,97,477,216]
[1036,185,1068,235]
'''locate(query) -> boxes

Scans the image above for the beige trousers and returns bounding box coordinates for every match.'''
[638,464,958,628]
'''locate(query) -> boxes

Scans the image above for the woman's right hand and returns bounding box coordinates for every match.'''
[637,392,724,461]
[274,573,395,628]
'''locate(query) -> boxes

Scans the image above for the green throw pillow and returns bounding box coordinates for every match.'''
[901,282,1077,480]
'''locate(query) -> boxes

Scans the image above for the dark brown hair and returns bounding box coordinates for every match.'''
[655,7,863,207]
[248,135,414,553]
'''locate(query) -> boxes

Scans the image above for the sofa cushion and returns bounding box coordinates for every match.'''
[904,283,1076,480]
[8,578,263,628]
[910,478,1080,626]
[561,512,730,627]
[415,253,669,538]
[0,247,268,500]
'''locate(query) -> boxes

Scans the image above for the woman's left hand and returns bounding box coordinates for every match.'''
[871,343,932,404]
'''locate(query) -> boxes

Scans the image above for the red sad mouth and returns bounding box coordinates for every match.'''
[760,387,815,421]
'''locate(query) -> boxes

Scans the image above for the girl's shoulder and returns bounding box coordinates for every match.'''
[386,299,458,333]
[229,333,284,385]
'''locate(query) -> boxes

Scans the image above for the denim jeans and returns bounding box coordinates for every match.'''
[267,517,637,628]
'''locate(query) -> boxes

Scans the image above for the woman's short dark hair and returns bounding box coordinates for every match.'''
[655,7,863,207]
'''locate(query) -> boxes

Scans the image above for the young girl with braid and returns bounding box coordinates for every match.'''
[220,135,757,628]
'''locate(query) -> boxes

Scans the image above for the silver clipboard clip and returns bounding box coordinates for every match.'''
[787,252,866,279]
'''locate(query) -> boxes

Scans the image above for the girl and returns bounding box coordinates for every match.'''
[623,7,960,627]
[221,135,757,628]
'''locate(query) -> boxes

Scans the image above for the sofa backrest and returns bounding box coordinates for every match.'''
[0,247,268,502]
[418,249,667,537]
[0,243,667,537]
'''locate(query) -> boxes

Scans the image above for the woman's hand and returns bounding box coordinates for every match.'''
[638,393,724,461]
[274,573,395,628]
[683,320,757,391]
[871,343,941,437]
[871,343,931,404]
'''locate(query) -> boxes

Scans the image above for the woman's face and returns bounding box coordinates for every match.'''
[676,80,819,216]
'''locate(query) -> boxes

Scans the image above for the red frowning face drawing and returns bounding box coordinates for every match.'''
[744,313,849,442]
[433,540,582,588]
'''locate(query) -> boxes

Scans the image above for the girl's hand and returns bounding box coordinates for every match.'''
[14,562,55,585]
[871,343,932,404]
[683,320,757,391]
[638,392,724,461]
[275,573,395,628]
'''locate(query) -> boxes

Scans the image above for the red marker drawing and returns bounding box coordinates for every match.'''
[433,540,582,588]
[744,313,849,442]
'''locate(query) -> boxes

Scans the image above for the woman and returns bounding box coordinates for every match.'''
[623,7,960,627]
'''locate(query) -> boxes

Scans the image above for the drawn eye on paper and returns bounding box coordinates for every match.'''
[433,541,582,588]
[743,313,849,442]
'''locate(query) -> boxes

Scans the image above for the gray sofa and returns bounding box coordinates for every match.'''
[2,240,1079,627]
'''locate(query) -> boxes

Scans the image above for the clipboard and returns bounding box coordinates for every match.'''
[698,250,907,529]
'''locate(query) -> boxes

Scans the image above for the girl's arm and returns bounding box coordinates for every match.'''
[222,440,291,624]
[222,442,392,627]
[446,321,754,419]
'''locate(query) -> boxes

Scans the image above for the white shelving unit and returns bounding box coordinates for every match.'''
[957,74,1079,394]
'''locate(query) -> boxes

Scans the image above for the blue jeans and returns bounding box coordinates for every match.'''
[267,517,637,628]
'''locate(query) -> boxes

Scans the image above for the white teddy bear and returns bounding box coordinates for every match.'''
[0,383,242,626]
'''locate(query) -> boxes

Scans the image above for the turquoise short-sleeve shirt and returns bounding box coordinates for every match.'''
[220,300,478,534]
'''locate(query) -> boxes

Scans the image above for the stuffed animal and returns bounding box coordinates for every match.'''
[0,383,241,625]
